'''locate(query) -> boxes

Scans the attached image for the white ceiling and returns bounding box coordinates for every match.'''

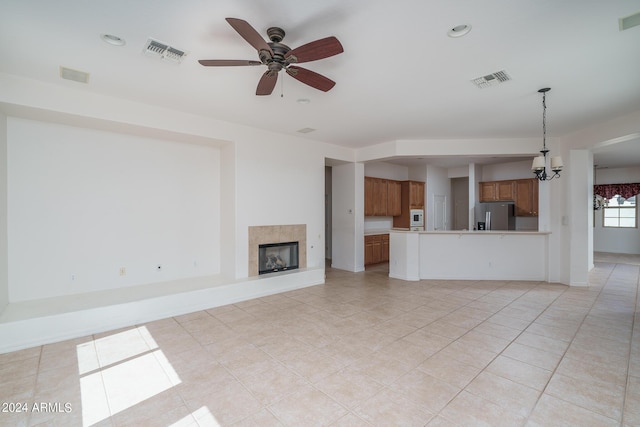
[1,0,639,166]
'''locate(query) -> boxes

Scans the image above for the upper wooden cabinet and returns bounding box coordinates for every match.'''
[479,178,539,216]
[515,178,539,217]
[364,177,402,217]
[387,180,402,216]
[480,180,515,202]
[407,181,425,209]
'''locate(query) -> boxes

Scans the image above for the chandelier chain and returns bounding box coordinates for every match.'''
[542,91,547,152]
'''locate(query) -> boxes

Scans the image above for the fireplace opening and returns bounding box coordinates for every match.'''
[259,241,299,275]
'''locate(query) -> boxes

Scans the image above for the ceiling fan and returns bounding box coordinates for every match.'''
[199,18,344,96]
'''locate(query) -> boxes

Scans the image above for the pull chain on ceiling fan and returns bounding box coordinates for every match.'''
[199,18,344,96]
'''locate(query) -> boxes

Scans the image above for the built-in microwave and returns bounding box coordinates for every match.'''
[410,209,424,230]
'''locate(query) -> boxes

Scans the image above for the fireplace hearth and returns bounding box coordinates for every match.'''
[259,241,299,275]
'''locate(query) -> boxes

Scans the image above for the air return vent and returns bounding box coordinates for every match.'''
[620,11,640,31]
[143,38,188,63]
[59,66,90,83]
[471,70,511,88]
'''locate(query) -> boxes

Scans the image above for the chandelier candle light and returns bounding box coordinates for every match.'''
[532,88,563,181]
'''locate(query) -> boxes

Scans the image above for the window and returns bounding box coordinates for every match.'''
[603,195,637,228]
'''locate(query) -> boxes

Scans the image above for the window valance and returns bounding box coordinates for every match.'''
[593,183,640,200]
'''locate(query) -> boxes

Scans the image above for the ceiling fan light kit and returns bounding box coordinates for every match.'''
[199,17,343,96]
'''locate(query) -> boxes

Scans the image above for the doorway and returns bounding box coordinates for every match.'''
[451,177,469,230]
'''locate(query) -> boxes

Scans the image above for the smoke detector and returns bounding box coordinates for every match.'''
[143,38,188,63]
[471,70,511,88]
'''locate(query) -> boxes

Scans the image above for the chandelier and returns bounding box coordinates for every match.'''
[531,88,563,181]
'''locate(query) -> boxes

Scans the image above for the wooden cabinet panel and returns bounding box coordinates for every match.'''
[365,177,401,217]
[365,234,389,265]
[480,180,515,202]
[387,180,402,216]
[515,179,539,217]
[480,182,497,202]
[364,177,375,216]
[373,178,388,216]
[409,181,425,208]
[497,181,516,201]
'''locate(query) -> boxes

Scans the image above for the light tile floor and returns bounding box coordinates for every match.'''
[1,253,638,426]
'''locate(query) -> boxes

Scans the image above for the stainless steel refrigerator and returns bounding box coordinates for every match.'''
[476,202,516,231]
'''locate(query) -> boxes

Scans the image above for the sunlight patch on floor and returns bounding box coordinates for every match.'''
[77,326,181,426]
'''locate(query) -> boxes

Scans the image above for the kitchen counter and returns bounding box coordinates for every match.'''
[364,229,391,236]
[391,229,549,235]
[389,229,550,282]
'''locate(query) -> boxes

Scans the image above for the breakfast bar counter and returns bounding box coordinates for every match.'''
[389,230,551,282]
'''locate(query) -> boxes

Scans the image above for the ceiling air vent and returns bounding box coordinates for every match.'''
[297,127,316,134]
[471,70,511,89]
[620,11,640,31]
[59,66,90,84]
[143,38,188,63]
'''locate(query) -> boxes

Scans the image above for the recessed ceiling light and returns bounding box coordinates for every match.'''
[447,24,472,38]
[297,98,311,104]
[101,34,126,46]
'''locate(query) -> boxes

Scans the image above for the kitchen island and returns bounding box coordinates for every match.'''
[389,230,550,282]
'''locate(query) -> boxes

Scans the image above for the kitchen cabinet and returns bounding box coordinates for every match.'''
[479,180,515,202]
[364,177,402,216]
[387,180,402,216]
[393,180,425,228]
[408,181,425,208]
[515,178,539,216]
[364,234,389,265]
[479,178,538,216]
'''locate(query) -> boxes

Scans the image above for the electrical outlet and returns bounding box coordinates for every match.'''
[119,267,126,276]
[71,274,76,281]
[157,265,162,271]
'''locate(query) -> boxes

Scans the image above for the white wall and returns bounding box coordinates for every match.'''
[331,162,364,272]
[481,159,534,181]
[233,133,328,277]
[7,118,221,302]
[556,110,640,285]
[364,161,409,181]
[0,112,7,313]
[593,166,640,254]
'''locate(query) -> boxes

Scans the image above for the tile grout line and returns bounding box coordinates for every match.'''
[620,263,640,427]
[523,262,619,425]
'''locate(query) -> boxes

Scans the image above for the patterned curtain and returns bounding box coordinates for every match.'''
[593,183,640,200]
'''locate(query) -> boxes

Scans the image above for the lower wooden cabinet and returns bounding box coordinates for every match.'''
[364,234,389,265]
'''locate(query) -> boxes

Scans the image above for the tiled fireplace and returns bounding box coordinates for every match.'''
[248,224,306,277]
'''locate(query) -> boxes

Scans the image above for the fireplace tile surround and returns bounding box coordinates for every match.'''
[249,224,307,276]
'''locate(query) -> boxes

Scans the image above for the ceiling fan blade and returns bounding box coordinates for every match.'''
[285,36,343,63]
[226,18,273,56]
[256,71,278,96]
[198,59,262,66]
[286,66,336,92]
